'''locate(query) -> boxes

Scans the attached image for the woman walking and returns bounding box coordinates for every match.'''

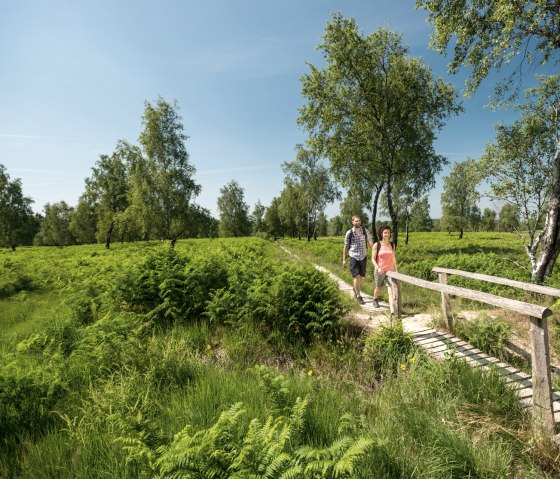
[371,225,397,312]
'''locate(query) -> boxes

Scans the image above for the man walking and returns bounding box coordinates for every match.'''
[342,215,374,304]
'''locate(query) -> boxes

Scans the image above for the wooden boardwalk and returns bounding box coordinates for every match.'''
[311,262,560,433]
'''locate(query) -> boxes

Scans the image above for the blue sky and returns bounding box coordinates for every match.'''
[1,0,523,219]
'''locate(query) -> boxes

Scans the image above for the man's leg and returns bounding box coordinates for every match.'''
[354,275,364,297]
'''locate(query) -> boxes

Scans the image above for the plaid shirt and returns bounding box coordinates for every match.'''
[344,227,368,260]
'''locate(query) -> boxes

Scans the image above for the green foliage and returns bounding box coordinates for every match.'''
[0,354,66,438]
[0,164,36,250]
[113,247,229,323]
[417,0,560,100]
[299,13,460,245]
[34,201,76,246]
[263,266,346,344]
[147,397,374,479]
[128,97,202,245]
[217,179,252,237]
[1,237,557,478]
[144,335,199,390]
[440,159,480,236]
[0,270,34,299]
[69,312,148,379]
[363,320,416,376]
[282,145,339,241]
[454,313,512,360]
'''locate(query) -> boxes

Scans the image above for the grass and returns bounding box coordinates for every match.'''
[2,238,560,477]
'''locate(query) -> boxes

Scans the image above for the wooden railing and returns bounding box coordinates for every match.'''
[386,270,555,436]
[432,266,560,330]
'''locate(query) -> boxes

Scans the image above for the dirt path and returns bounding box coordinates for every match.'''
[312,262,433,332]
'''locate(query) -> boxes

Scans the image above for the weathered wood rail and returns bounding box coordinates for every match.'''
[386,270,556,437]
[432,266,560,330]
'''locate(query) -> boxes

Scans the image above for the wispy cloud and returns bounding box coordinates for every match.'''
[181,35,309,78]
[0,134,72,140]
[197,165,277,175]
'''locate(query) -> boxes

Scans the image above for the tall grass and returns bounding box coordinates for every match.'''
[1,238,559,477]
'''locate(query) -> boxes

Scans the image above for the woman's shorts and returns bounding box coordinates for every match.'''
[374,268,394,288]
[349,257,367,278]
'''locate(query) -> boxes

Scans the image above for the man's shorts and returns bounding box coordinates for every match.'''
[349,257,367,278]
[374,268,394,288]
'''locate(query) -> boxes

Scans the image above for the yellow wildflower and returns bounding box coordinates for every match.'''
[408,357,416,364]
[307,369,313,376]
[206,344,212,350]
[400,364,407,371]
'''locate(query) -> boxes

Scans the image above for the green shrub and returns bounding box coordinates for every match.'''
[0,271,35,299]
[122,397,375,479]
[453,313,511,360]
[363,320,416,376]
[0,356,66,438]
[113,248,189,320]
[145,336,199,390]
[16,316,80,358]
[69,312,148,379]
[64,278,106,325]
[182,255,229,321]
[268,266,346,344]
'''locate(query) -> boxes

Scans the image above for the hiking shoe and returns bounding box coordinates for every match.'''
[372,299,379,308]
[357,296,365,304]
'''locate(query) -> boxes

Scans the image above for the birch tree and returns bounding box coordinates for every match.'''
[418,0,560,280]
[298,14,459,245]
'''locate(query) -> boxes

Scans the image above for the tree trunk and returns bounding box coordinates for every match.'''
[405,221,409,245]
[370,184,383,242]
[533,144,560,283]
[170,238,177,249]
[105,221,115,249]
[459,227,463,240]
[385,179,399,246]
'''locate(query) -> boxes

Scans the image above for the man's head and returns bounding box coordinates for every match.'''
[352,215,361,228]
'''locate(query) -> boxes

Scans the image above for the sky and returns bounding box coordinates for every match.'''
[0,0,525,219]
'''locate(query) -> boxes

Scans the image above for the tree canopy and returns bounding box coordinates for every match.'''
[282,145,339,241]
[0,164,36,250]
[298,14,460,244]
[440,160,480,239]
[417,0,560,101]
[217,180,252,237]
[129,97,202,247]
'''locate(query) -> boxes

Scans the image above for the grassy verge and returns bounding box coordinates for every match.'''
[1,238,559,477]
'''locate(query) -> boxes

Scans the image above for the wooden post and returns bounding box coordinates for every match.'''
[438,272,453,329]
[529,315,555,436]
[390,278,401,318]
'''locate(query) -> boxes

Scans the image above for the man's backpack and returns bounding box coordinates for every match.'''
[348,228,369,246]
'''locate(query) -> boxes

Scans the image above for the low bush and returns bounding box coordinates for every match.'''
[363,320,416,377]
[0,355,66,439]
[261,266,347,344]
[453,313,511,360]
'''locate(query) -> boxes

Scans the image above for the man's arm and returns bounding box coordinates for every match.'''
[342,244,350,268]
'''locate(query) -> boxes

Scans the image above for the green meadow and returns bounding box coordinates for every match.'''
[1,235,560,478]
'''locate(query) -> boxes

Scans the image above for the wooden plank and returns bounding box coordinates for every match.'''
[518,387,534,400]
[425,344,450,354]
[438,272,453,329]
[432,267,560,298]
[387,271,552,320]
[414,336,443,346]
[530,315,555,435]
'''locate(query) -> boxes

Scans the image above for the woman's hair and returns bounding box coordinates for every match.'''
[378,225,391,239]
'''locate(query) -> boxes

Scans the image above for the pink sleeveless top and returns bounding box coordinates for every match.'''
[377,245,395,272]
